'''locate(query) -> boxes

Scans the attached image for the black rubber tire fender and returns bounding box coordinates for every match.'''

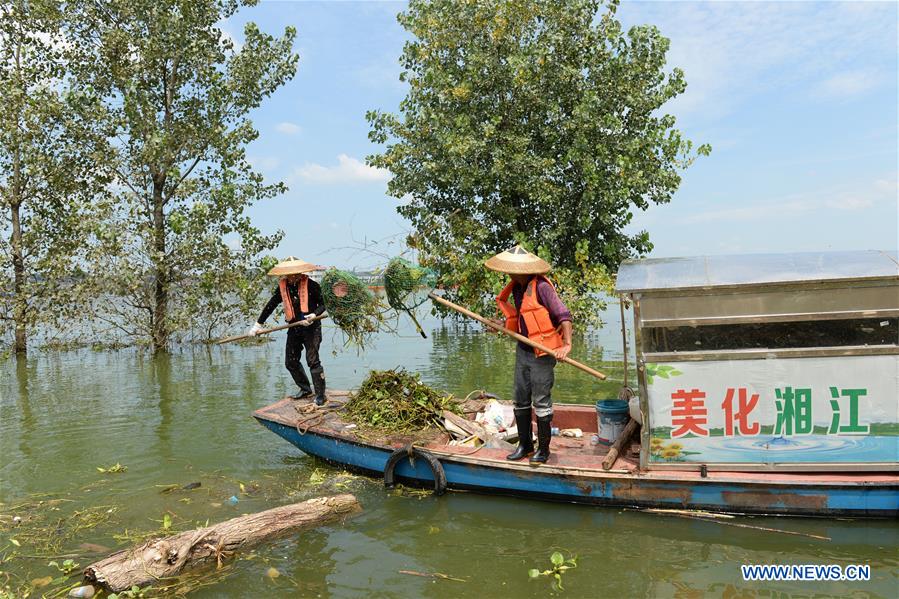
[383,445,447,496]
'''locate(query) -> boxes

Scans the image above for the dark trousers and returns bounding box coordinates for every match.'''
[513,344,556,418]
[285,324,323,391]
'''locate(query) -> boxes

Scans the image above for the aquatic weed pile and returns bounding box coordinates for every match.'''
[346,369,460,433]
[321,269,383,348]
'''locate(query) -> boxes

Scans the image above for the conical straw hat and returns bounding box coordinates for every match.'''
[267,256,318,276]
[484,245,551,275]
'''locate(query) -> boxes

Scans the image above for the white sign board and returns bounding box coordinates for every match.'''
[645,355,899,466]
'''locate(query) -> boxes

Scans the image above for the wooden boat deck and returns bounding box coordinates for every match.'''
[254,392,898,486]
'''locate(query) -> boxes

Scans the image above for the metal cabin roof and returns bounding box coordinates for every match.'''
[615,250,899,294]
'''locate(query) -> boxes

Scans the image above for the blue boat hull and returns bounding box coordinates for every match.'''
[256,417,899,518]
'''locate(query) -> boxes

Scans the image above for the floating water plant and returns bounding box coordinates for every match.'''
[96,463,128,474]
[47,558,79,574]
[528,551,578,591]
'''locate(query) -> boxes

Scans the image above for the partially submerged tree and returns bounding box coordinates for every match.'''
[67,0,297,351]
[368,0,709,327]
[0,0,109,354]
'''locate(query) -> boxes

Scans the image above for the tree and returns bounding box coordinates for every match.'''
[0,0,109,354]
[66,0,296,351]
[368,0,709,327]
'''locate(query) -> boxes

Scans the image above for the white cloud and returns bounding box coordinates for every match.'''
[618,2,896,118]
[825,196,874,211]
[815,69,882,99]
[680,198,811,225]
[292,154,390,184]
[678,174,895,225]
[248,156,280,173]
[276,121,302,135]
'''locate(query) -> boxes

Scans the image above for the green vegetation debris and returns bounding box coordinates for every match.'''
[321,269,384,348]
[96,463,127,474]
[108,584,148,598]
[528,551,578,591]
[383,257,437,336]
[383,257,436,312]
[346,369,460,433]
[47,558,79,575]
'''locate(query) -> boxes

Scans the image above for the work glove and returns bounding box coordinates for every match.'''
[247,322,264,336]
[298,314,315,327]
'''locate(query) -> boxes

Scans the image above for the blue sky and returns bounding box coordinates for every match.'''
[225,1,897,270]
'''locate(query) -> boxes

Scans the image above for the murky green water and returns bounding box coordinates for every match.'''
[2,312,897,597]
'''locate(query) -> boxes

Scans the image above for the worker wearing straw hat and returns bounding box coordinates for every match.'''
[486,245,573,464]
[248,257,328,406]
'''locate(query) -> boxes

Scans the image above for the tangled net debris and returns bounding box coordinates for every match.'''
[383,257,438,338]
[321,269,383,348]
[346,369,460,433]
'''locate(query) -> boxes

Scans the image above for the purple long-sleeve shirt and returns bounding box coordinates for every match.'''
[511,276,572,351]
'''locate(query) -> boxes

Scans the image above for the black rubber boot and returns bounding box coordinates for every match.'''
[288,367,314,399]
[311,368,327,406]
[530,415,552,464]
[506,408,534,460]
[289,388,314,400]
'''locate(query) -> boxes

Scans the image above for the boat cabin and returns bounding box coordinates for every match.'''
[615,250,899,472]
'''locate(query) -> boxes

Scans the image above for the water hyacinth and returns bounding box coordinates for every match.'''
[346,369,460,433]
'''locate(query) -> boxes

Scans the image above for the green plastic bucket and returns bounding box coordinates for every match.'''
[595,399,629,446]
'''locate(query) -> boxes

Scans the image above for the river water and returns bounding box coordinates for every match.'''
[1,310,897,597]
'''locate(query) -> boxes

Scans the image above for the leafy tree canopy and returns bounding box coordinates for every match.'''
[368,0,709,327]
[66,0,297,349]
[0,0,110,354]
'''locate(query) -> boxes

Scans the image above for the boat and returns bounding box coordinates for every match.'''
[254,393,897,517]
[254,250,899,518]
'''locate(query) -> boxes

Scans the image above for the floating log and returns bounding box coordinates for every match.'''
[83,494,361,592]
[601,418,639,470]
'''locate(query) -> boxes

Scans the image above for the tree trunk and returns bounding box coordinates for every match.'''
[10,199,26,354]
[151,176,168,353]
[9,37,26,355]
[83,494,362,592]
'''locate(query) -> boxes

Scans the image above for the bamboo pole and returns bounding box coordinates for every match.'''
[428,293,606,380]
[214,313,328,345]
[643,509,831,541]
[602,418,639,470]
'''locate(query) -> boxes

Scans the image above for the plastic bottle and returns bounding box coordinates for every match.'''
[551,427,560,436]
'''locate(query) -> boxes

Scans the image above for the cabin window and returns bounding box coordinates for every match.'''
[644,317,899,353]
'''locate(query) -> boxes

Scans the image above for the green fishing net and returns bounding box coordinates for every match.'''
[383,257,437,338]
[321,269,382,347]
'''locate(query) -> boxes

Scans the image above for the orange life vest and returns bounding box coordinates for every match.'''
[496,275,563,357]
[278,276,309,322]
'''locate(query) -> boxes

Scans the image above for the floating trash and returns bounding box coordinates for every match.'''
[68,585,96,598]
